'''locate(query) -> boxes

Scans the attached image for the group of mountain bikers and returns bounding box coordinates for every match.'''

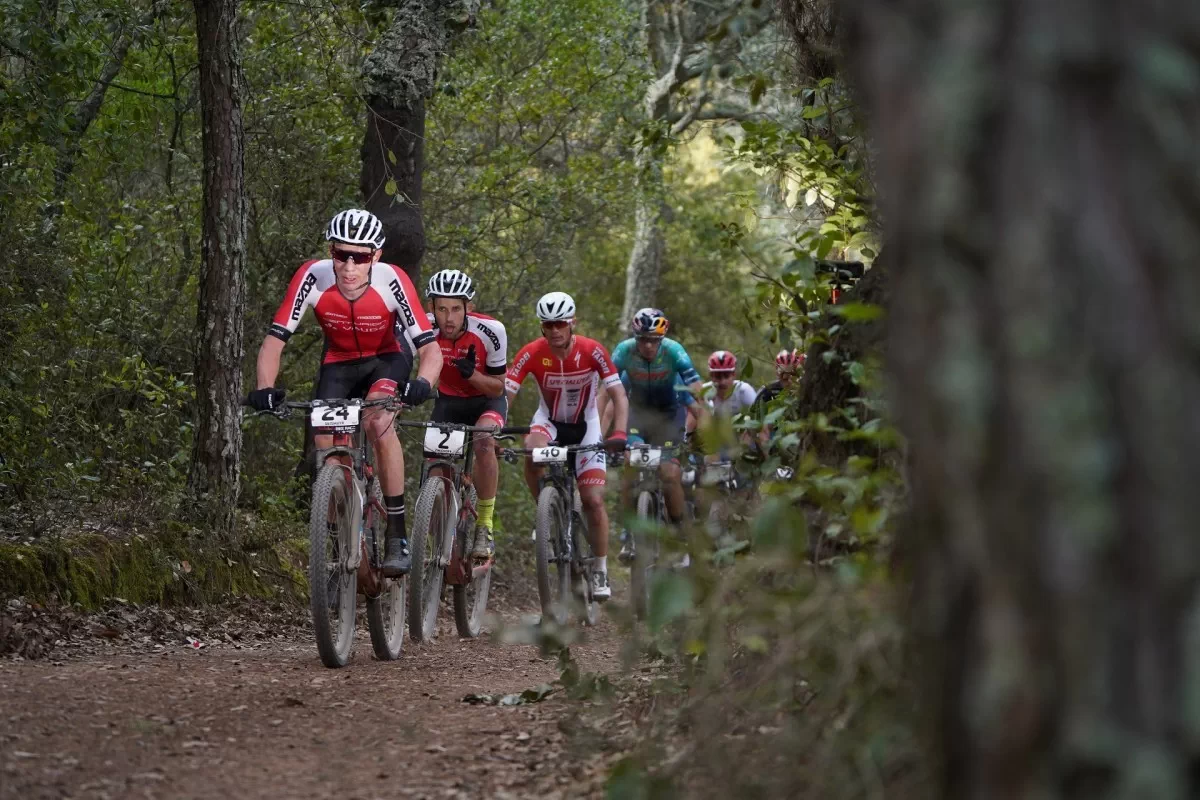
[247,210,804,605]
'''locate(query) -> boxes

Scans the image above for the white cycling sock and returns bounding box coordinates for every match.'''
[595,555,607,573]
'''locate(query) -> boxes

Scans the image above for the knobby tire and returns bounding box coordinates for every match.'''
[535,485,570,625]
[366,478,406,660]
[408,475,453,642]
[309,463,357,668]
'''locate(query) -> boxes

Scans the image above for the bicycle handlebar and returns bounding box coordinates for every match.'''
[498,442,608,456]
[393,420,530,436]
[243,396,404,419]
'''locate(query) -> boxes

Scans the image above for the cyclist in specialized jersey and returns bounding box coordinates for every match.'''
[702,351,757,417]
[422,269,509,560]
[607,308,702,527]
[249,209,441,577]
[505,292,629,600]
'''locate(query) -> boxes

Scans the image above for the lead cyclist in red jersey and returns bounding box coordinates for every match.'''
[505,291,629,600]
[422,269,509,560]
[249,209,442,577]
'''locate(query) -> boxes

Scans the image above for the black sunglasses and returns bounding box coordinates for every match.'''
[331,247,374,264]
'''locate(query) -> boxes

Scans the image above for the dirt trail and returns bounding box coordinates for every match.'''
[0,604,624,800]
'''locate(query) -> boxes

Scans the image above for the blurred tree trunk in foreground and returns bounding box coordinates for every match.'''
[846,0,1200,796]
[189,0,247,541]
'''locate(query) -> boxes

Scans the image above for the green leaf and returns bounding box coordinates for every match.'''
[387,149,397,165]
[749,75,768,105]
[648,572,693,633]
[384,178,398,196]
[831,302,884,323]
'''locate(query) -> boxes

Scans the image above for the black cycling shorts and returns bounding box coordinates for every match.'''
[424,393,508,458]
[628,405,685,449]
[430,393,508,427]
[315,351,412,400]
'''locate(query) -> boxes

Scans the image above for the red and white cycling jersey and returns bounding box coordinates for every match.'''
[505,336,622,423]
[430,312,509,397]
[269,259,434,363]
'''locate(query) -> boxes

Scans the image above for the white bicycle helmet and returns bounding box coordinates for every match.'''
[325,209,385,248]
[426,269,476,300]
[536,291,576,321]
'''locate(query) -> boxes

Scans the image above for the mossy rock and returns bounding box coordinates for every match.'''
[0,533,304,610]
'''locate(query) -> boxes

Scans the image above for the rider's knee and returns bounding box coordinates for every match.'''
[366,414,394,442]
[660,462,682,481]
[580,488,605,511]
[473,436,496,457]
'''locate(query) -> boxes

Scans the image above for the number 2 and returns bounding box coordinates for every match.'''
[438,430,451,450]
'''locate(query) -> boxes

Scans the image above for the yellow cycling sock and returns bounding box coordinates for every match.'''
[476,497,496,530]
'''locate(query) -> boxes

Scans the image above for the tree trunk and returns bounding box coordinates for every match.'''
[846,0,1200,796]
[621,152,668,323]
[619,0,772,323]
[360,97,426,281]
[359,0,477,282]
[188,0,247,541]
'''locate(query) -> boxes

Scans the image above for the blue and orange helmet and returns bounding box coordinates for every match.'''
[631,307,668,338]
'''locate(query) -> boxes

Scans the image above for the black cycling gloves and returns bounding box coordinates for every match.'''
[402,377,432,406]
[248,387,286,411]
[452,344,477,380]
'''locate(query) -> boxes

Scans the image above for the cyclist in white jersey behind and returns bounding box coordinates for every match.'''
[702,351,757,416]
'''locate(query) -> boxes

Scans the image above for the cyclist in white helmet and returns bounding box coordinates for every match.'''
[505,292,629,600]
[251,209,442,577]
[422,269,509,560]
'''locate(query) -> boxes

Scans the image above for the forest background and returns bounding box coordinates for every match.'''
[11,0,1149,794]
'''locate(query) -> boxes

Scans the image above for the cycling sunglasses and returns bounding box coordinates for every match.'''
[330,247,375,264]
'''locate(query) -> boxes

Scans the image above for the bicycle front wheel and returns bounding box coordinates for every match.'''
[535,485,571,625]
[631,490,659,622]
[408,475,456,642]
[309,463,358,668]
[366,479,407,661]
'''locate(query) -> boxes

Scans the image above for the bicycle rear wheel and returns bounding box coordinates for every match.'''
[535,485,571,625]
[366,478,407,660]
[570,502,598,626]
[309,463,358,668]
[408,475,455,642]
[453,526,492,639]
[631,490,659,621]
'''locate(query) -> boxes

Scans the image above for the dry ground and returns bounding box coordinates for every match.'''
[0,600,627,800]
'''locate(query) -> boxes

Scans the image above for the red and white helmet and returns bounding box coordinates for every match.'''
[775,349,805,369]
[708,350,737,373]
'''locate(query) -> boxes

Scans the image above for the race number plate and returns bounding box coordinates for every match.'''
[424,427,466,457]
[531,446,568,464]
[628,447,662,468]
[310,403,360,431]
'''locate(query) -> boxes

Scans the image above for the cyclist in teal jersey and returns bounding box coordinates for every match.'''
[604,308,704,530]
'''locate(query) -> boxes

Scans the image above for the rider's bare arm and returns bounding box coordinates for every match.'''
[256,335,286,389]
[466,370,505,398]
[597,387,612,434]
[606,382,629,434]
[415,340,442,390]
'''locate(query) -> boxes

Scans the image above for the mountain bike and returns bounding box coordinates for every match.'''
[623,443,676,621]
[395,420,530,641]
[501,442,606,626]
[249,397,406,668]
[698,457,753,563]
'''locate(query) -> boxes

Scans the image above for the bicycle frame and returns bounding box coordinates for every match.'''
[261,398,399,574]
[396,419,530,584]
